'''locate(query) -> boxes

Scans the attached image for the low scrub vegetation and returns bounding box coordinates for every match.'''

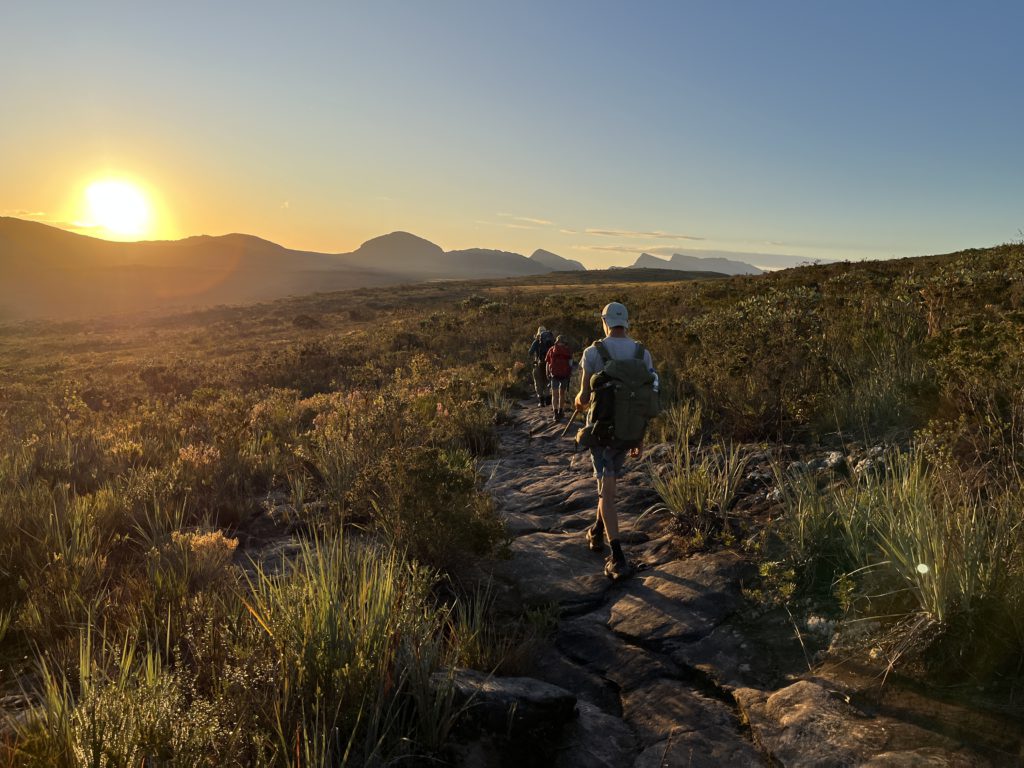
[2,242,1023,760]
[0,284,537,763]
[642,244,1024,682]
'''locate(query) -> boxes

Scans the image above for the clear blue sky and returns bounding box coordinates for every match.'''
[3,1,1022,268]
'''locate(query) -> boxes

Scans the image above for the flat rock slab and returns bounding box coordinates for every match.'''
[491,531,612,607]
[735,680,990,768]
[482,404,1009,768]
[669,619,792,691]
[608,551,750,644]
[557,614,681,692]
[621,678,735,747]
[503,509,594,536]
[554,701,637,768]
[530,645,623,716]
[861,750,992,768]
[634,728,765,768]
[517,477,572,497]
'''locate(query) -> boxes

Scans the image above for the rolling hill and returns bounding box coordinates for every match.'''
[0,219,568,319]
[0,218,405,319]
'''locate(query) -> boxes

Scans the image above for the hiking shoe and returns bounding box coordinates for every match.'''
[585,525,605,553]
[604,556,635,581]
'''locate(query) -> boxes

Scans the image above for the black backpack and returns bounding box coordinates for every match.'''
[535,330,555,360]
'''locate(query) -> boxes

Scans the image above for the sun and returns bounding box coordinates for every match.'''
[84,179,152,238]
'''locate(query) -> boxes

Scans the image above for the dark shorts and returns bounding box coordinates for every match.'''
[591,445,627,479]
[550,376,570,390]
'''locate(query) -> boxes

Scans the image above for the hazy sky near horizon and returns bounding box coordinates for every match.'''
[3,1,1022,269]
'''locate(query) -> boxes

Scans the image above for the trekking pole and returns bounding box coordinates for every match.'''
[559,406,582,438]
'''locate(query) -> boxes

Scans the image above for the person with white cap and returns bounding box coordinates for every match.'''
[527,325,555,407]
[574,301,658,579]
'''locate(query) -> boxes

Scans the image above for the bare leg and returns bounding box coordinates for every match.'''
[598,474,619,541]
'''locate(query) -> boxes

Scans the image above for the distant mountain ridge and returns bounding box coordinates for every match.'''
[633,252,763,275]
[0,218,580,319]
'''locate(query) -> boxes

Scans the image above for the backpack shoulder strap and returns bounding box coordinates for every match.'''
[593,341,612,363]
[633,342,645,360]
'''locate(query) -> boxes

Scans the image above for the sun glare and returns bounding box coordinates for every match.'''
[84,179,153,238]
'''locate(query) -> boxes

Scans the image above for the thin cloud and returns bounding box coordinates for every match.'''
[3,209,47,218]
[585,228,704,241]
[281,201,290,210]
[3,211,104,236]
[498,213,554,226]
[64,221,103,231]
[572,244,655,254]
[559,228,577,234]
[478,217,544,230]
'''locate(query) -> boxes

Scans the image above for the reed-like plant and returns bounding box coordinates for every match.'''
[650,427,749,541]
[773,447,1024,672]
[243,533,458,765]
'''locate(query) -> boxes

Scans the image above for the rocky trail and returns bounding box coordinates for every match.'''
[459,401,1023,767]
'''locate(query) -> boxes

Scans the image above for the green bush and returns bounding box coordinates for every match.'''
[371,446,507,572]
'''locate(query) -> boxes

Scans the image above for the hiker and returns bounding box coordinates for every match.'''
[545,334,574,421]
[574,301,659,580]
[528,325,555,407]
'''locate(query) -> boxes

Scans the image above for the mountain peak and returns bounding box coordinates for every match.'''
[632,251,762,275]
[178,232,283,249]
[356,231,443,255]
[529,249,586,271]
[633,252,669,269]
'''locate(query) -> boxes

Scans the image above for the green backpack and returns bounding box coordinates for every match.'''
[577,341,660,449]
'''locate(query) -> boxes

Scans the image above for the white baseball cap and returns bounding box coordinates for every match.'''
[601,302,629,328]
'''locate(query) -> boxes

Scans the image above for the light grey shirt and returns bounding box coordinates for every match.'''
[581,335,659,392]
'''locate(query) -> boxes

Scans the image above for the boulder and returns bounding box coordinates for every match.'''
[438,668,577,738]
[824,451,847,471]
[734,680,988,767]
